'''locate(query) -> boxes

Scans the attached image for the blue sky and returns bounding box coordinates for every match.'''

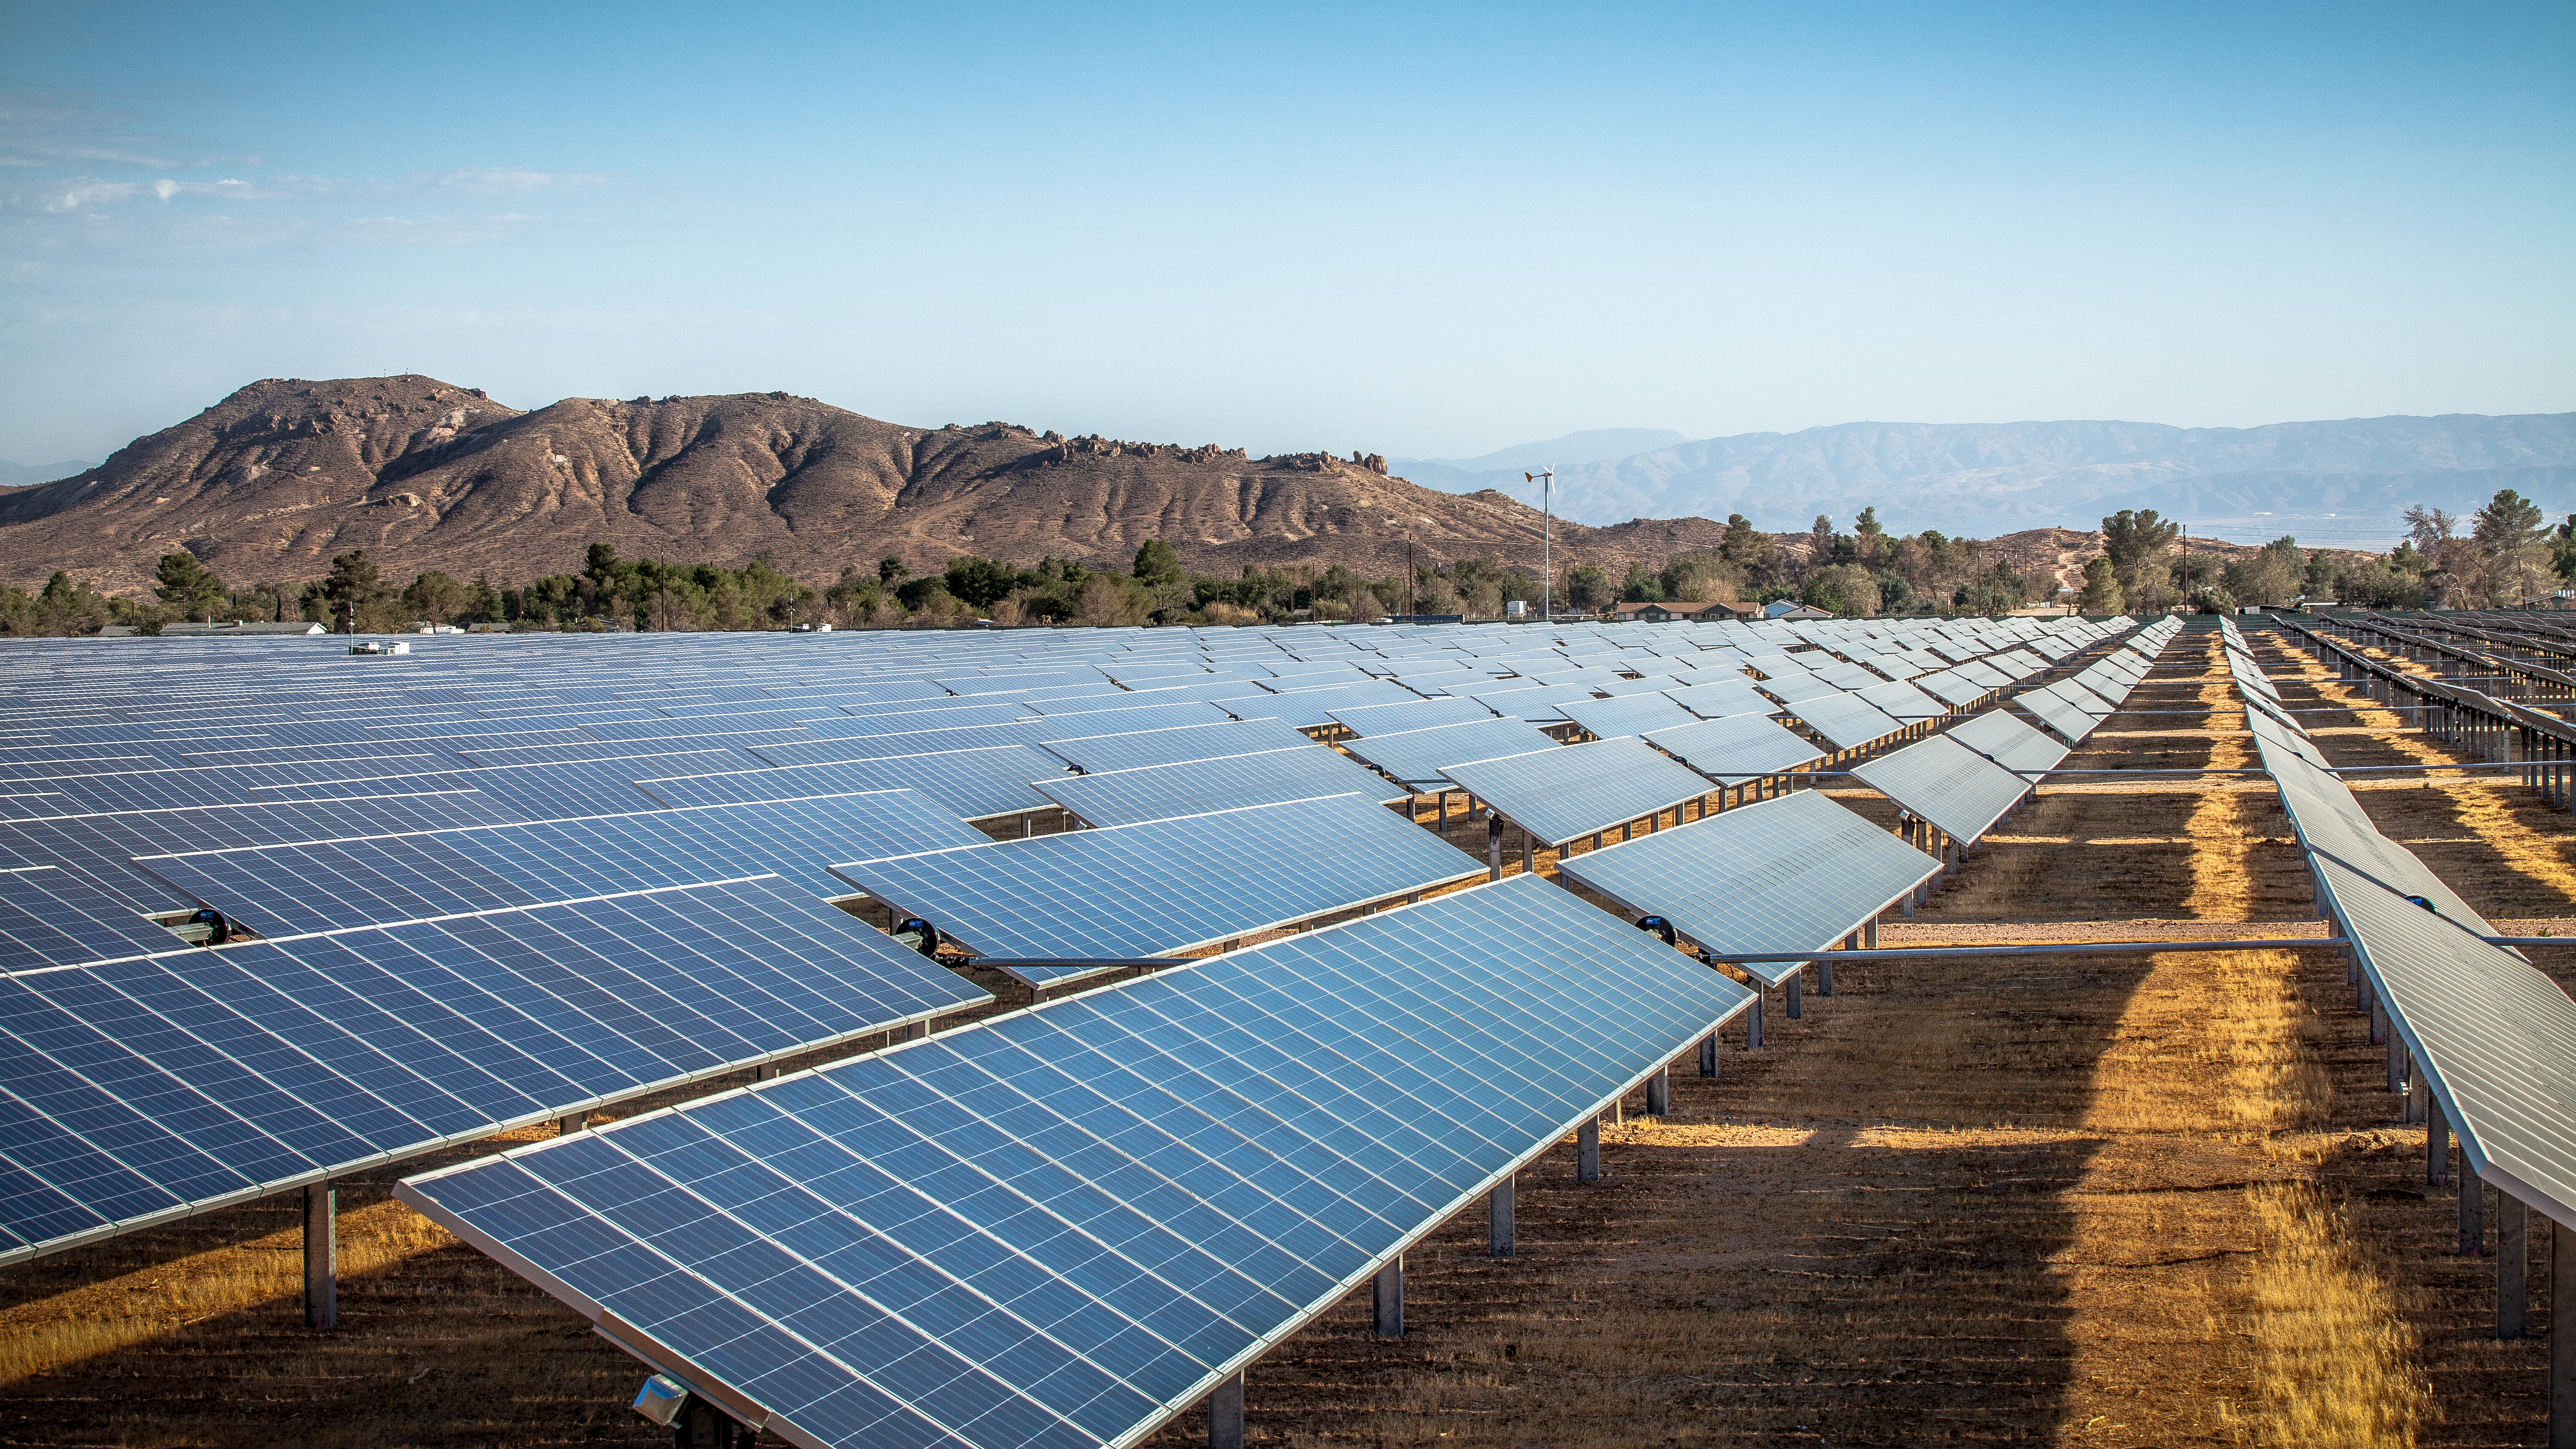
[2,1,2569,466]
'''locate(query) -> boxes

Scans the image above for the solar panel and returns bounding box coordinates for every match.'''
[1438,736,1718,847]
[138,792,987,935]
[1554,789,1939,987]
[1849,735,2031,846]
[2013,687,2099,744]
[394,873,1752,1449]
[1638,714,1826,786]
[639,744,1068,822]
[1912,670,1988,709]
[1810,661,1883,691]
[1326,697,1496,737]
[0,877,989,1267]
[1661,678,1773,719]
[1036,746,1407,826]
[1753,671,1841,705]
[1558,694,1700,739]
[1042,717,1318,774]
[1856,679,1945,723]
[1337,716,1560,790]
[1945,710,2070,775]
[0,792,527,913]
[829,795,1482,987]
[0,867,184,971]
[1777,694,1904,752]
[1236,677,1424,726]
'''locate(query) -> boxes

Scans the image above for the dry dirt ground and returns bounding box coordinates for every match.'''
[1,626,2567,1447]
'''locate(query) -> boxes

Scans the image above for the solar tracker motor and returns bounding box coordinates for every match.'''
[1635,915,1677,946]
[893,917,942,956]
[631,1375,755,1449]
[174,907,231,946]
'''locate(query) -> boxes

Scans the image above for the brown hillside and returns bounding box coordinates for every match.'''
[0,377,1733,594]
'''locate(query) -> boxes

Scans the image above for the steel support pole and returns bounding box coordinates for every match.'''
[1523,828,1536,877]
[1488,1176,1515,1258]
[1372,1254,1404,1338]
[1208,1371,1245,1449]
[2428,1092,2449,1185]
[2500,1192,2529,1340]
[1645,1065,1670,1116]
[2410,1067,2429,1126]
[1746,993,1764,1049]
[1697,1032,1718,1077]
[559,1112,585,1136]
[303,1183,337,1330]
[2552,1220,2573,1448]
[1486,816,1502,883]
[1785,968,1802,1020]
[1577,1118,1601,1183]
[2461,1155,2485,1257]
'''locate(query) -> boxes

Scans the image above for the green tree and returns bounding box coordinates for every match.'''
[1562,564,1615,613]
[2102,510,2181,570]
[2076,555,2123,613]
[1620,561,1665,603]
[942,556,1022,611]
[1132,539,1184,586]
[1800,562,1881,618]
[153,552,228,622]
[404,571,471,626]
[323,550,391,632]
[2474,489,2548,552]
[878,555,909,586]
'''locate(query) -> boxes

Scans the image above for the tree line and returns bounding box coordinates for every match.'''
[3,493,2562,637]
[2071,487,2565,614]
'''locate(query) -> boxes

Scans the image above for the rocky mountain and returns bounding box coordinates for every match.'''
[1424,415,2576,539]
[0,377,1732,594]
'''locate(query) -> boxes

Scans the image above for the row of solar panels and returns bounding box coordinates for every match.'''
[2225,622,2576,1242]
[388,620,2171,1449]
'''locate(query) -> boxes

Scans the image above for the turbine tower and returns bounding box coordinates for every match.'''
[1524,466,1555,621]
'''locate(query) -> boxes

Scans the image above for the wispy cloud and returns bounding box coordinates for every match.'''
[423,167,610,195]
[0,89,254,171]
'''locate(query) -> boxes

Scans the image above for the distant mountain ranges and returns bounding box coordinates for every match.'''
[1391,415,2576,540]
[0,378,1729,597]
[3,378,2556,601]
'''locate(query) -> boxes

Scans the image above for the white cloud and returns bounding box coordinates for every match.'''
[426,167,610,195]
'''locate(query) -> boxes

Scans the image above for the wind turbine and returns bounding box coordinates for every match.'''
[1524,466,1555,621]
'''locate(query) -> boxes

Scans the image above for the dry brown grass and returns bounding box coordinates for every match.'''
[2234,1183,2429,1448]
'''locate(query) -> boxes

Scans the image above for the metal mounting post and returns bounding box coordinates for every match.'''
[1577,1118,1601,1183]
[1207,1371,1245,1449]
[303,1183,337,1329]
[1372,1254,1404,1337]
[2501,1192,2528,1340]
[1645,1065,1670,1116]
[1488,1176,1515,1257]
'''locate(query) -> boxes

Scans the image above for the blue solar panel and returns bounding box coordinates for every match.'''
[638,744,1068,821]
[1661,679,1773,719]
[1558,694,1700,739]
[1336,717,1559,789]
[1777,694,1904,752]
[395,873,1752,1449]
[0,877,991,1266]
[1438,736,1718,847]
[0,793,527,913]
[1849,735,2031,846]
[830,795,1482,986]
[139,792,988,935]
[1554,789,1938,987]
[1638,714,1825,786]
[1041,718,1317,774]
[0,867,182,971]
[1035,746,1406,826]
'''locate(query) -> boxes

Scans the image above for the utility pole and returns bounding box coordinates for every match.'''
[1524,467,1555,621]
